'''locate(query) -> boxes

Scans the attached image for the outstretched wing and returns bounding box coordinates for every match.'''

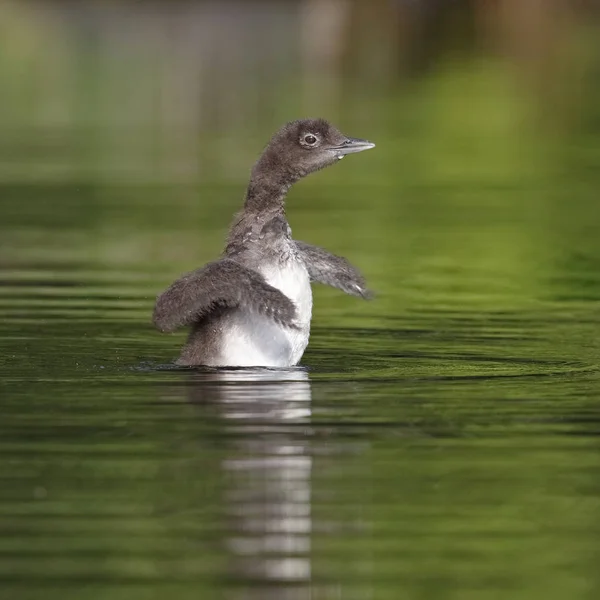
[295,241,373,299]
[153,258,298,333]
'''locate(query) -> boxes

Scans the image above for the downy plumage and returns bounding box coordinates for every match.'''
[153,119,375,367]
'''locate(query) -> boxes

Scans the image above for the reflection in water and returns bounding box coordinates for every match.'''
[187,368,312,599]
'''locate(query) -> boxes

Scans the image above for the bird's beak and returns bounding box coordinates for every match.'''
[332,137,376,156]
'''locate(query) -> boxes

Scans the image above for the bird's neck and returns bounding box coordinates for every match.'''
[244,179,290,213]
[243,154,297,213]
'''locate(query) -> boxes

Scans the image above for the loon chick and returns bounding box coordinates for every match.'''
[153,118,375,367]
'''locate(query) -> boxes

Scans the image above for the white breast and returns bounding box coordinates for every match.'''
[216,260,312,367]
[261,261,313,329]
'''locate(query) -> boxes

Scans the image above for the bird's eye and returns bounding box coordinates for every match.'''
[304,134,317,145]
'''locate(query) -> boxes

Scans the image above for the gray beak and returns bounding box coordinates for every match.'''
[333,137,376,156]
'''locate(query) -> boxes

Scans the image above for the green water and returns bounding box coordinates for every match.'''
[1,1,600,593]
[1,164,600,600]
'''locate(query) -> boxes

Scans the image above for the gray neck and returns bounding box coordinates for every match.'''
[243,178,290,213]
[243,152,298,213]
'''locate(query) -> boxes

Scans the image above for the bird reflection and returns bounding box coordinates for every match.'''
[186,367,312,599]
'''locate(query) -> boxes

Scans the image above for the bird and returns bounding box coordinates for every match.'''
[153,118,375,367]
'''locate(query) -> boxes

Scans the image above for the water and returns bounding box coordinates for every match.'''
[3,1,600,594]
[1,171,599,600]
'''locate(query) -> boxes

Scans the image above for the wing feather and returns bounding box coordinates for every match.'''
[153,259,298,332]
[295,241,373,299]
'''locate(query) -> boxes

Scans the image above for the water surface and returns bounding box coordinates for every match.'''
[1,176,600,600]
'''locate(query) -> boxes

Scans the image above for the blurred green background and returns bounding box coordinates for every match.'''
[2,0,600,183]
[1,2,600,599]
[1,0,600,288]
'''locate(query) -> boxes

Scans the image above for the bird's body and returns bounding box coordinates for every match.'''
[153,119,374,367]
[216,257,312,368]
[194,222,312,367]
